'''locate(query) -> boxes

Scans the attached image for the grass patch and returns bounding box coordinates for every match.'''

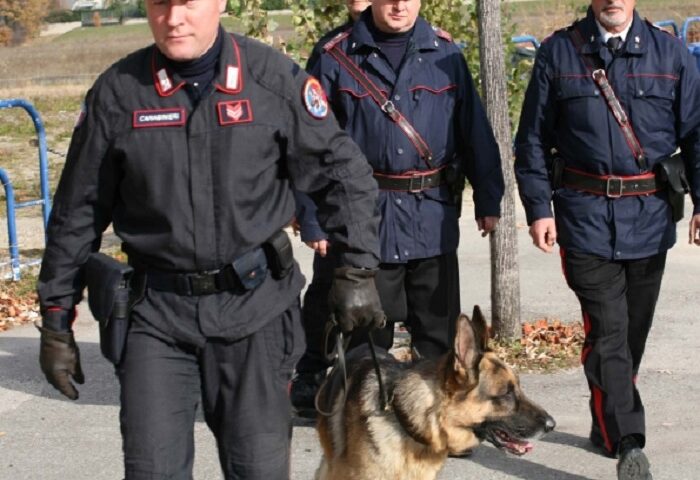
[0,94,81,202]
[506,0,700,39]
[2,272,38,298]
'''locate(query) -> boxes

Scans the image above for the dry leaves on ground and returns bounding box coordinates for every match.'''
[0,284,40,332]
[390,319,585,373]
[492,318,586,373]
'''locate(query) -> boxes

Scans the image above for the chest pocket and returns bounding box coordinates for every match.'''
[628,76,677,135]
[630,76,675,105]
[556,77,600,101]
[555,77,602,130]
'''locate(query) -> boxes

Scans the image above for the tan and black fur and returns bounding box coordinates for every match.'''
[314,306,555,480]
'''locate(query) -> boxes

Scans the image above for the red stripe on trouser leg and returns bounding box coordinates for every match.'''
[581,311,592,364]
[592,386,614,453]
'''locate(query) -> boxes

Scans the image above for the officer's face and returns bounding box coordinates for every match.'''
[147,0,227,62]
[591,0,636,33]
[346,0,371,22]
[372,0,421,34]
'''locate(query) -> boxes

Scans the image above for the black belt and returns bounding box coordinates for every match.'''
[373,167,447,192]
[144,246,268,296]
[562,168,664,198]
[146,266,242,296]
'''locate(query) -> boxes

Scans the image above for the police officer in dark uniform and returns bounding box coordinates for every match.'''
[515,1,700,478]
[35,0,385,478]
[291,0,505,412]
[290,0,372,413]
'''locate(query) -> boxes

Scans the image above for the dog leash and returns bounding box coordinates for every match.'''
[367,330,390,411]
[314,324,390,416]
[314,325,349,417]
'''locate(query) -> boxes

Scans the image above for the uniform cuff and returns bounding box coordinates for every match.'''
[300,223,327,243]
[525,204,554,225]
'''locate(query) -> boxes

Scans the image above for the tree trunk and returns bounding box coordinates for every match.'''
[476,0,520,339]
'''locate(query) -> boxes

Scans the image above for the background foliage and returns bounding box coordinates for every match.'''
[0,0,52,46]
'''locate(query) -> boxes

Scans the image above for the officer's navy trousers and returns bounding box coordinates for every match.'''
[117,303,303,480]
[370,252,461,359]
[295,251,460,374]
[561,249,667,454]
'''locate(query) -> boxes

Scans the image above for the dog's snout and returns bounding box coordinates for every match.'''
[544,415,556,433]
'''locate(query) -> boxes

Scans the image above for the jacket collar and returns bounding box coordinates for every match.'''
[150,26,244,97]
[578,7,647,56]
[347,9,441,54]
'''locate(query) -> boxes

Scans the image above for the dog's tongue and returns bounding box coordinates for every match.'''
[506,440,533,455]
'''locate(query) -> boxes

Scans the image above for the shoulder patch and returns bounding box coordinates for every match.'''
[432,25,453,42]
[302,77,329,120]
[74,101,87,129]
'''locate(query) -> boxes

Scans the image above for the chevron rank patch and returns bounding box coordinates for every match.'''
[217,99,253,126]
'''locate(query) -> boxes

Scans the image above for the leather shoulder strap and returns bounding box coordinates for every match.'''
[325,42,434,168]
[567,27,648,170]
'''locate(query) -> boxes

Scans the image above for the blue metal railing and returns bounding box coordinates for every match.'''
[511,35,541,50]
[681,16,700,72]
[654,19,680,38]
[681,16,700,47]
[0,98,52,280]
[511,35,540,63]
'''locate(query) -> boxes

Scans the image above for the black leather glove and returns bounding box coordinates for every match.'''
[37,309,84,400]
[328,267,386,334]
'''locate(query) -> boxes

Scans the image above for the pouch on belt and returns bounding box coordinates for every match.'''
[85,252,136,365]
[655,153,689,222]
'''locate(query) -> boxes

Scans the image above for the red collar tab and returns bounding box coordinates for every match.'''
[217,99,253,125]
[215,34,244,95]
[151,48,185,97]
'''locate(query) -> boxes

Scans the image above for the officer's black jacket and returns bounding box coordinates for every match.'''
[38,31,380,340]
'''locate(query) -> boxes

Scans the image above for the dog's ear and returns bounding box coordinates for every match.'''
[453,313,481,384]
[471,305,490,352]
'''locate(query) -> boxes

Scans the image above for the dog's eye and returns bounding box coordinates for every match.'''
[495,383,515,400]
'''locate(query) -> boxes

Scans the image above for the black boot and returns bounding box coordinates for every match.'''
[290,371,326,417]
[617,435,653,480]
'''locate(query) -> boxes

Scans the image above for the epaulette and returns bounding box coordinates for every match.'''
[645,18,680,40]
[541,26,568,45]
[432,25,453,42]
[323,30,352,52]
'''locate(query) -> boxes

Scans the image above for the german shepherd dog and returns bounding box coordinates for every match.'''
[314,306,556,480]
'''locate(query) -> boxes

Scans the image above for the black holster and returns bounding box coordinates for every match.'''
[85,252,141,365]
[655,153,689,222]
[264,229,294,280]
[445,160,466,217]
[549,156,565,190]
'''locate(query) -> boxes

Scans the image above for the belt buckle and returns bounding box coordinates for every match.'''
[408,173,426,193]
[606,176,623,198]
[188,270,219,295]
